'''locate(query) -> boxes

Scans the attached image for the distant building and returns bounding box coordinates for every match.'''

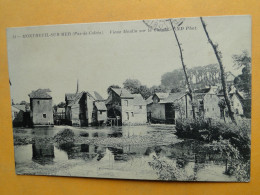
[67,91,107,126]
[11,104,29,127]
[54,107,66,125]
[106,88,147,125]
[147,92,189,124]
[28,89,54,126]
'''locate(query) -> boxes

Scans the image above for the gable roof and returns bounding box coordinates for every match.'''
[146,96,153,105]
[28,89,52,99]
[68,92,84,106]
[194,88,211,94]
[12,104,26,112]
[111,88,134,98]
[154,93,169,100]
[65,93,77,101]
[133,94,146,105]
[87,91,104,101]
[94,101,107,111]
[162,92,186,103]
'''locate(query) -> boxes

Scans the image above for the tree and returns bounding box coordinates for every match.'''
[143,18,196,119]
[123,79,141,94]
[57,102,66,108]
[138,85,152,99]
[200,17,236,124]
[170,87,181,93]
[150,85,167,94]
[107,84,120,94]
[233,51,251,98]
[218,99,226,122]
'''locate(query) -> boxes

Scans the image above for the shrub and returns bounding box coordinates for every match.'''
[54,129,75,144]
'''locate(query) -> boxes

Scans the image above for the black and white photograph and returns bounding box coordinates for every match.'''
[7,15,251,182]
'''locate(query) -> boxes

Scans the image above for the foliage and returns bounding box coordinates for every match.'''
[123,79,142,94]
[148,155,195,181]
[175,118,251,160]
[107,84,120,94]
[54,129,75,144]
[161,64,220,90]
[233,51,251,98]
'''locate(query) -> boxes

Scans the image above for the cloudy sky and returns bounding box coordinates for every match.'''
[7,15,251,104]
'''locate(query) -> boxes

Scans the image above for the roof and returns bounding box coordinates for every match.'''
[154,93,169,100]
[162,92,186,103]
[87,91,104,101]
[133,94,146,105]
[65,93,77,101]
[57,108,65,113]
[12,104,26,112]
[68,92,84,106]
[194,88,211,94]
[146,96,153,105]
[111,88,134,98]
[94,101,107,111]
[28,89,52,99]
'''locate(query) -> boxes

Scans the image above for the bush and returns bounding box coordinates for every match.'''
[175,118,251,160]
[54,129,75,144]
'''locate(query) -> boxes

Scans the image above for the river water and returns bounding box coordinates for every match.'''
[14,125,236,181]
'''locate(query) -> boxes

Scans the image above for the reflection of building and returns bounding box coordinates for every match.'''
[32,139,54,165]
[106,88,147,125]
[29,89,54,126]
[58,143,106,161]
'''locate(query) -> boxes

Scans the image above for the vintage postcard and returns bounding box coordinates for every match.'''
[7,15,251,181]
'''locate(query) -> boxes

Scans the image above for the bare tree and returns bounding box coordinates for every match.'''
[143,19,196,119]
[200,17,236,124]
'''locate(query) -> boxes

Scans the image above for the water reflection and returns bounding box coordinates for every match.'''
[14,125,235,181]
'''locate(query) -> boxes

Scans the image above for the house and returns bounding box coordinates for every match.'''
[147,92,190,124]
[54,107,66,125]
[65,93,77,122]
[68,91,107,126]
[106,88,147,125]
[11,104,28,127]
[28,89,54,126]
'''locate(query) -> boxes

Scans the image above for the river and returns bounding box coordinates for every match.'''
[13,125,236,181]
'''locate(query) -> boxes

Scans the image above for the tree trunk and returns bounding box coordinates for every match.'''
[169,20,196,119]
[200,17,236,124]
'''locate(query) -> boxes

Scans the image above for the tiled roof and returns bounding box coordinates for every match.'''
[155,93,169,100]
[94,101,107,111]
[194,88,211,94]
[133,94,146,105]
[12,104,26,112]
[28,89,52,99]
[68,92,84,106]
[162,92,185,103]
[87,91,104,101]
[65,93,77,101]
[145,96,153,105]
[111,88,134,98]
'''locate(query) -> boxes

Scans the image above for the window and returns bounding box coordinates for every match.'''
[43,114,46,118]
[139,105,142,109]
[126,112,129,120]
[99,111,102,114]
[124,100,128,106]
[131,112,134,117]
[37,101,40,105]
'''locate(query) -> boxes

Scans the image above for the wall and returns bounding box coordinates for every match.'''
[204,94,221,119]
[150,103,165,120]
[31,99,53,125]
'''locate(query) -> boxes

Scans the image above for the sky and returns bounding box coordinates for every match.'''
[7,15,251,104]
